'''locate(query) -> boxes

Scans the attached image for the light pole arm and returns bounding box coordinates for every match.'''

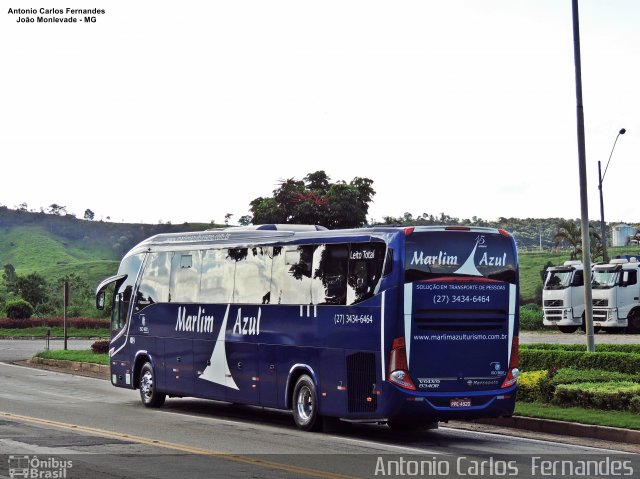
[598,160,608,263]
[601,132,622,182]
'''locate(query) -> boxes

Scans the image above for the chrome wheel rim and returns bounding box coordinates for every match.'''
[296,385,313,423]
[140,370,153,401]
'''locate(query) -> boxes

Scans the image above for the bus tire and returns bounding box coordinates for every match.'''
[139,362,165,408]
[558,326,578,334]
[292,375,321,431]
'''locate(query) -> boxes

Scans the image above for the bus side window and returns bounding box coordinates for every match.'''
[347,243,386,305]
[170,251,201,303]
[270,245,314,305]
[311,244,347,305]
[200,249,235,303]
[234,246,273,304]
[135,252,172,312]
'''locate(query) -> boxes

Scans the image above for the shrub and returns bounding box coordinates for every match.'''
[517,370,547,402]
[553,381,640,411]
[522,343,640,354]
[5,299,34,320]
[91,340,109,354]
[521,349,640,374]
[519,304,544,331]
[0,317,109,329]
[540,368,640,402]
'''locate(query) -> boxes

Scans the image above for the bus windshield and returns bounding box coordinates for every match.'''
[404,230,516,284]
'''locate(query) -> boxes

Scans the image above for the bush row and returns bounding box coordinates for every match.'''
[0,317,109,329]
[520,349,640,374]
[553,382,640,412]
[518,368,640,404]
[522,343,640,354]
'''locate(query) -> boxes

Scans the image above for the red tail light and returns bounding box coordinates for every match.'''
[388,337,416,390]
[404,227,415,236]
[501,336,519,388]
[498,229,511,237]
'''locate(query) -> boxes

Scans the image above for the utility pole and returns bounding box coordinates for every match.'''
[571,0,595,352]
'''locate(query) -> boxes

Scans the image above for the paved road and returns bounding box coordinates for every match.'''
[0,338,95,362]
[0,339,637,478]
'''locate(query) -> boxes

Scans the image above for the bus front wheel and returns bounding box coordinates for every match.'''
[292,375,321,431]
[139,362,166,408]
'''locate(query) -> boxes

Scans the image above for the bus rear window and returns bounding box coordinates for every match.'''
[405,231,516,284]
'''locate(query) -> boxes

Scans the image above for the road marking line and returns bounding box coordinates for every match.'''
[0,411,360,479]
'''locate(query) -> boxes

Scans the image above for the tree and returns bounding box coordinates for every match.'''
[224,213,233,226]
[3,264,17,286]
[238,215,252,226]
[9,273,48,308]
[553,219,601,261]
[48,204,67,215]
[84,209,95,220]
[248,171,375,228]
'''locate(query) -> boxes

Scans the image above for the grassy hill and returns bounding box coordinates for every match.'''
[0,208,215,312]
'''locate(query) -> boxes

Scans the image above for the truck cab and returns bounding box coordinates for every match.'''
[592,257,640,333]
[542,260,585,333]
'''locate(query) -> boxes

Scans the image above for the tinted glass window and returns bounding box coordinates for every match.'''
[626,270,637,286]
[234,247,273,304]
[571,270,584,287]
[271,245,314,304]
[112,253,144,331]
[200,249,235,303]
[170,251,201,303]
[311,244,348,305]
[347,242,386,304]
[136,252,172,311]
[405,231,516,284]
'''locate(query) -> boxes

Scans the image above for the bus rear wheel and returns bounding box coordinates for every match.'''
[139,362,165,408]
[292,375,321,431]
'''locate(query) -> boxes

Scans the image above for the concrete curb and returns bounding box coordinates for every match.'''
[475,416,640,445]
[30,356,109,379]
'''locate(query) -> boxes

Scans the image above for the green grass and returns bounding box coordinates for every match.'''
[515,401,640,430]
[0,327,109,338]
[36,349,109,365]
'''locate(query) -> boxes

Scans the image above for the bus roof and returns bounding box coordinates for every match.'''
[125,224,506,255]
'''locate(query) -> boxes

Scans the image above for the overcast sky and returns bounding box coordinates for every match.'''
[1,1,638,226]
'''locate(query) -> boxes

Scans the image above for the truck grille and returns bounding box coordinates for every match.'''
[592,299,608,307]
[593,310,608,320]
[544,300,563,307]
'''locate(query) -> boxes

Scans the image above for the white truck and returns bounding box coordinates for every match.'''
[591,257,640,333]
[542,260,586,333]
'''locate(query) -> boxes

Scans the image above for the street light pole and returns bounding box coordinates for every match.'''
[598,128,626,263]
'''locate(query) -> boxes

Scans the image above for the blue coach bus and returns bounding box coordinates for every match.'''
[96,225,519,431]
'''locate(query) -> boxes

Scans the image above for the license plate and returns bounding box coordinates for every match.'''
[450,398,472,408]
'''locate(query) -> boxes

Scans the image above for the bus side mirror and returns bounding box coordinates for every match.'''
[96,291,106,310]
